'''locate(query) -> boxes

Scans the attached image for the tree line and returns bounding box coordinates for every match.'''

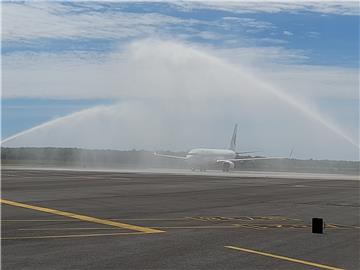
[1,147,359,174]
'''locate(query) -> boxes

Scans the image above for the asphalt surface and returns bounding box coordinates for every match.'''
[1,169,359,270]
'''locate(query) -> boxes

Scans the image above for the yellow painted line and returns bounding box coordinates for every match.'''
[19,225,240,230]
[2,232,145,240]
[3,218,179,222]
[225,245,344,270]
[2,218,188,222]
[0,199,164,234]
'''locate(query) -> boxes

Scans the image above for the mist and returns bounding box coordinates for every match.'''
[2,40,359,160]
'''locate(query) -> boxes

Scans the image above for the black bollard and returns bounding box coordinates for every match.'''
[312,218,324,234]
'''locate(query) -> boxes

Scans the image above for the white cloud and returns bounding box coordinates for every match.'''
[2,2,190,41]
[2,40,358,159]
[2,2,280,44]
[307,31,320,38]
[176,1,359,16]
[214,46,308,66]
[5,1,353,46]
[221,17,275,31]
[194,31,222,40]
[283,30,294,36]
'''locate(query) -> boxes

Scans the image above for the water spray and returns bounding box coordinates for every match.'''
[2,41,358,152]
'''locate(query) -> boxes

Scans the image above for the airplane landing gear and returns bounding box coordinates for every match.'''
[222,163,230,172]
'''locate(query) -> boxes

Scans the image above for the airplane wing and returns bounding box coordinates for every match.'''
[225,148,294,163]
[236,151,261,155]
[218,156,286,163]
[154,152,188,160]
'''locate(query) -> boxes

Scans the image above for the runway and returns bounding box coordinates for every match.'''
[2,169,359,269]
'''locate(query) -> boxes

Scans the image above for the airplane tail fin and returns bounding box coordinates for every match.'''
[229,124,238,151]
[289,147,295,159]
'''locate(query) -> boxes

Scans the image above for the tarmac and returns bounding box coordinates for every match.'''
[1,168,359,269]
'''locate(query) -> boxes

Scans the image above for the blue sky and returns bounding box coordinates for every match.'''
[2,1,359,160]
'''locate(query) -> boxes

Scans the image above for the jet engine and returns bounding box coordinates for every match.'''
[222,161,235,172]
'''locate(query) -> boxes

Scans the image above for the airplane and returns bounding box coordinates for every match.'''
[154,124,290,172]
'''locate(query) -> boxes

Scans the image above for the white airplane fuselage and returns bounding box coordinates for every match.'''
[185,148,236,169]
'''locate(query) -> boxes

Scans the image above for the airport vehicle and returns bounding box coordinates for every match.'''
[155,124,286,172]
